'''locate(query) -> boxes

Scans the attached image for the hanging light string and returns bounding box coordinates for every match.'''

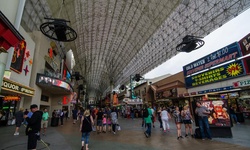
[57,0,65,18]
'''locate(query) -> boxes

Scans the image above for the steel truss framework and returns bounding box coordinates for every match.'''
[21,0,250,96]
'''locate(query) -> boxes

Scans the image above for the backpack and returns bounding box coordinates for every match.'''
[143,108,149,118]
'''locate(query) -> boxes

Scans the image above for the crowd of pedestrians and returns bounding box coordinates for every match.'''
[5,100,243,149]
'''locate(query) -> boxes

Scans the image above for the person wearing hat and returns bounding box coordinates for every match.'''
[24,104,43,150]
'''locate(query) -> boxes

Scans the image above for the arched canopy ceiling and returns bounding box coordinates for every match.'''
[21,0,250,96]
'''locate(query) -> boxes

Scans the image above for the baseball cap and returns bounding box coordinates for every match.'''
[30,104,38,109]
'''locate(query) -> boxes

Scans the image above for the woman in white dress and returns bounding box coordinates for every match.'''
[160,106,171,132]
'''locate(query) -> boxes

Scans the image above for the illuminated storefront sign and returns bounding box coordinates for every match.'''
[183,42,242,76]
[1,78,35,96]
[239,33,250,56]
[185,60,246,88]
[3,96,20,101]
[239,33,250,74]
[37,74,73,92]
[233,79,250,88]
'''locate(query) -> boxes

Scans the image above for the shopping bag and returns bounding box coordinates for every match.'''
[11,119,16,125]
[117,125,121,131]
[92,125,96,131]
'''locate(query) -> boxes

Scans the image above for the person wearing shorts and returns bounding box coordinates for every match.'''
[14,108,24,136]
[41,108,49,136]
[181,105,194,137]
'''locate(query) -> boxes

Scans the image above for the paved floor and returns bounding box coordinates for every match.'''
[0,116,250,150]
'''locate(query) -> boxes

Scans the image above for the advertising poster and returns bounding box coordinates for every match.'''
[185,60,246,88]
[183,42,242,76]
[11,40,26,73]
[200,100,231,127]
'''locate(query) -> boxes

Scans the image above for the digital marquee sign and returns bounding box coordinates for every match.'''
[183,42,242,76]
[185,60,246,88]
[36,74,73,92]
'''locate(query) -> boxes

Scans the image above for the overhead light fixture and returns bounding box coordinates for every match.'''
[133,74,144,82]
[40,18,77,42]
[176,35,205,53]
[120,85,126,90]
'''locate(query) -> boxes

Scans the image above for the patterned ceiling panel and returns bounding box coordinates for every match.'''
[21,0,250,96]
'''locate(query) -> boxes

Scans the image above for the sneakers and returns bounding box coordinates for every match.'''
[185,134,188,137]
[144,131,149,138]
[14,132,19,136]
[113,132,116,135]
[237,122,240,124]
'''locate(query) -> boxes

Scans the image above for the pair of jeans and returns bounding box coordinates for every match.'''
[230,114,238,123]
[130,113,134,119]
[81,132,91,144]
[198,116,212,139]
[146,123,152,136]
[112,123,117,132]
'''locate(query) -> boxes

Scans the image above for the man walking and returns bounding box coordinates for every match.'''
[24,104,43,150]
[41,108,49,136]
[14,108,24,135]
[195,101,212,140]
[143,105,152,138]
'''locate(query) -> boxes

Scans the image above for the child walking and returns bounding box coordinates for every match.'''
[102,114,107,133]
[107,116,112,132]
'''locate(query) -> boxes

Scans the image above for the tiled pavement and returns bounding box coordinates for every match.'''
[0,116,250,150]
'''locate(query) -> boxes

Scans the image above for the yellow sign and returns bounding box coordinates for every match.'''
[1,78,35,96]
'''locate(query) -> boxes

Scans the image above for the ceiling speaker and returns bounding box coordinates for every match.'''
[176,35,205,52]
[40,18,77,42]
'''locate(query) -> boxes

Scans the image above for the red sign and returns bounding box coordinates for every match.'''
[0,11,24,51]
[239,33,250,74]
[190,92,197,95]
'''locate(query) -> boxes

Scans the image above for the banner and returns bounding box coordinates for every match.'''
[183,42,242,76]
[185,60,245,88]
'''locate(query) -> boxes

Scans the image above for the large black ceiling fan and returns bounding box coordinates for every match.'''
[176,35,205,52]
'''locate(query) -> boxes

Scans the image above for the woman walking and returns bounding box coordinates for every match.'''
[157,107,163,130]
[173,106,183,139]
[110,107,118,134]
[80,109,94,150]
[181,105,194,137]
[160,107,171,133]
